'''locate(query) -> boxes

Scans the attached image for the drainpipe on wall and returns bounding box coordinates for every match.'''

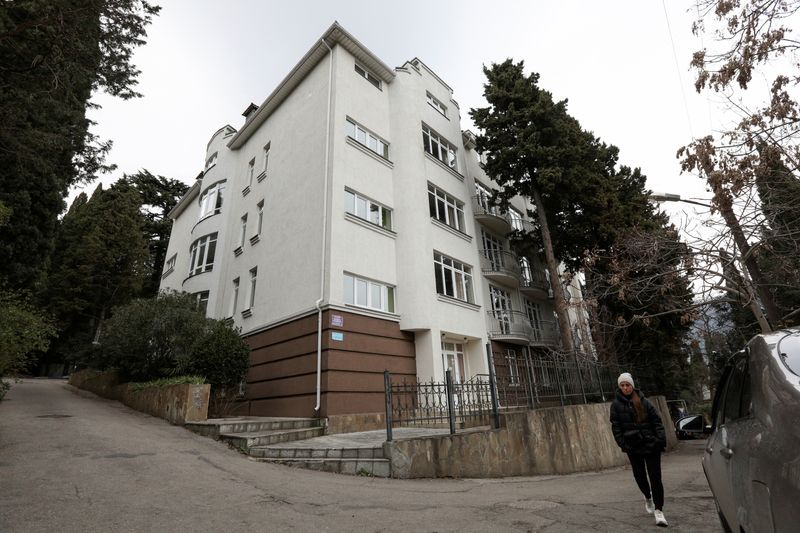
[315,37,334,415]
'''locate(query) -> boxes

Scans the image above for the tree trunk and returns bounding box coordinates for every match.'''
[532,189,574,352]
[713,186,778,330]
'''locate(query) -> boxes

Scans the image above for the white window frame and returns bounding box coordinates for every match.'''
[428,183,465,232]
[162,253,177,277]
[422,124,457,170]
[194,291,210,315]
[247,158,255,188]
[344,189,392,230]
[434,252,474,303]
[247,267,257,309]
[188,233,217,276]
[343,273,395,313]
[426,92,447,117]
[345,118,389,159]
[230,278,240,317]
[354,63,381,89]
[255,200,264,236]
[442,341,466,384]
[198,181,225,220]
[239,214,248,248]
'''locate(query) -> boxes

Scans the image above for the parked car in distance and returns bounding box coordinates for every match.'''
[702,326,800,533]
[674,413,709,440]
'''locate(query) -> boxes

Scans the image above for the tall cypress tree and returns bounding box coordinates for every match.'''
[471,60,693,392]
[0,0,159,289]
[45,181,149,364]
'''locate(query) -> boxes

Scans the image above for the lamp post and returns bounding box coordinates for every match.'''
[650,191,776,333]
[649,192,712,208]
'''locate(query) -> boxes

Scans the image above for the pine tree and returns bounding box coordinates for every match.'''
[125,170,189,297]
[45,181,149,364]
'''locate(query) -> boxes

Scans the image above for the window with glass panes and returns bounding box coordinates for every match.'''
[433,252,474,302]
[422,124,457,170]
[345,118,389,158]
[428,184,465,232]
[198,182,225,220]
[188,233,217,275]
[343,273,395,313]
[344,189,392,230]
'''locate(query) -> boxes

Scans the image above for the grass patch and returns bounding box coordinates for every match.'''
[129,375,206,391]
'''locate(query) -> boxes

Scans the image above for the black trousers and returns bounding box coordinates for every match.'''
[627,452,664,510]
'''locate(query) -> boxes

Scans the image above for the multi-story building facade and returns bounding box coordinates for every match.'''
[160,23,580,420]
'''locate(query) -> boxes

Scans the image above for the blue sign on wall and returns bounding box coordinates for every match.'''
[331,331,344,341]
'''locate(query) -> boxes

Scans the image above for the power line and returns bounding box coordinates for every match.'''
[662,0,695,140]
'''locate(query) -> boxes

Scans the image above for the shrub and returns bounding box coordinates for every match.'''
[99,292,206,381]
[0,289,55,399]
[98,291,250,387]
[182,321,250,387]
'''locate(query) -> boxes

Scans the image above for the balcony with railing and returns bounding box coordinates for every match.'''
[520,258,550,297]
[471,195,511,234]
[486,310,559,347]
[479,249,521,287]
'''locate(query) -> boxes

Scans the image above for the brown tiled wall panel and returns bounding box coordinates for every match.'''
[324,392,388,416]
[243,310,416,417]
[248,354,317,382]
[325,350,416,374]
[249,395,317,418]
[245,314,318,349]
[324,331,415,356]
[249,334,317,365]
[246,373,317,399]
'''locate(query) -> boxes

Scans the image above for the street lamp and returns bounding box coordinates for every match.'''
[650,192,776,333]
[649,192,713,208]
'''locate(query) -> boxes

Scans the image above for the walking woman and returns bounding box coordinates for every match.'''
[610,372,669,527]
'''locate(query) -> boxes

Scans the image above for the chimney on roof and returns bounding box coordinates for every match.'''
[242,103,258,122]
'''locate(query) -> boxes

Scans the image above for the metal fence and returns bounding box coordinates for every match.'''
[384,344,659,441]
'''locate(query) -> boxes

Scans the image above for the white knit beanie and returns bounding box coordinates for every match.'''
[617,372,635,388]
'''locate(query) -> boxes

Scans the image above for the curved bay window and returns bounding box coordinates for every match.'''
[188,232,217,276]
[198,181,225,220]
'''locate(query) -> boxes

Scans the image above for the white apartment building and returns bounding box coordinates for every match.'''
[160,23,576,420]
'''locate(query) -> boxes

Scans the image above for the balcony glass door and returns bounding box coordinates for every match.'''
[482,230,504,271]
[490,286,513,334]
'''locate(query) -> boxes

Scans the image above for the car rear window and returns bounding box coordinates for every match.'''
[778,332,800,376]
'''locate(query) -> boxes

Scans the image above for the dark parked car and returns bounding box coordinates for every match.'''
[702,327,800,533]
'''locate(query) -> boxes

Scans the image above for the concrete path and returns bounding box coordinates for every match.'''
[0,379,721,532]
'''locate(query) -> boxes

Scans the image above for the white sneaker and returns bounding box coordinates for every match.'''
[654,510,668,527]
[645,497,655,514]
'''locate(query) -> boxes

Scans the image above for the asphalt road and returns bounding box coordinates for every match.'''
[0,379,721,532]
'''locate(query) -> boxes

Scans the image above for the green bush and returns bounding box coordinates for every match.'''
[98,292,250,386]
[182,321,250,387]
[0,289,55,399]
[128,375,206,391]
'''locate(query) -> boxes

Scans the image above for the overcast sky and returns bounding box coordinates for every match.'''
[83,0,719,220]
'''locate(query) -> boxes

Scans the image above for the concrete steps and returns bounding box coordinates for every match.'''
[221,426,325,451]
[256,457,390,477]
[185,416,320,438]
[185,416,391,476]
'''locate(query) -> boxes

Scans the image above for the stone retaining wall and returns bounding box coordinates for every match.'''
[385,395,676,478]
[69,370,210,425]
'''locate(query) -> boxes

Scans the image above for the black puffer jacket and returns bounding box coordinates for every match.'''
[610,388,667,455]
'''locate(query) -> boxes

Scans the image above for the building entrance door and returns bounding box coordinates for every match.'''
[441,341,466,384]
